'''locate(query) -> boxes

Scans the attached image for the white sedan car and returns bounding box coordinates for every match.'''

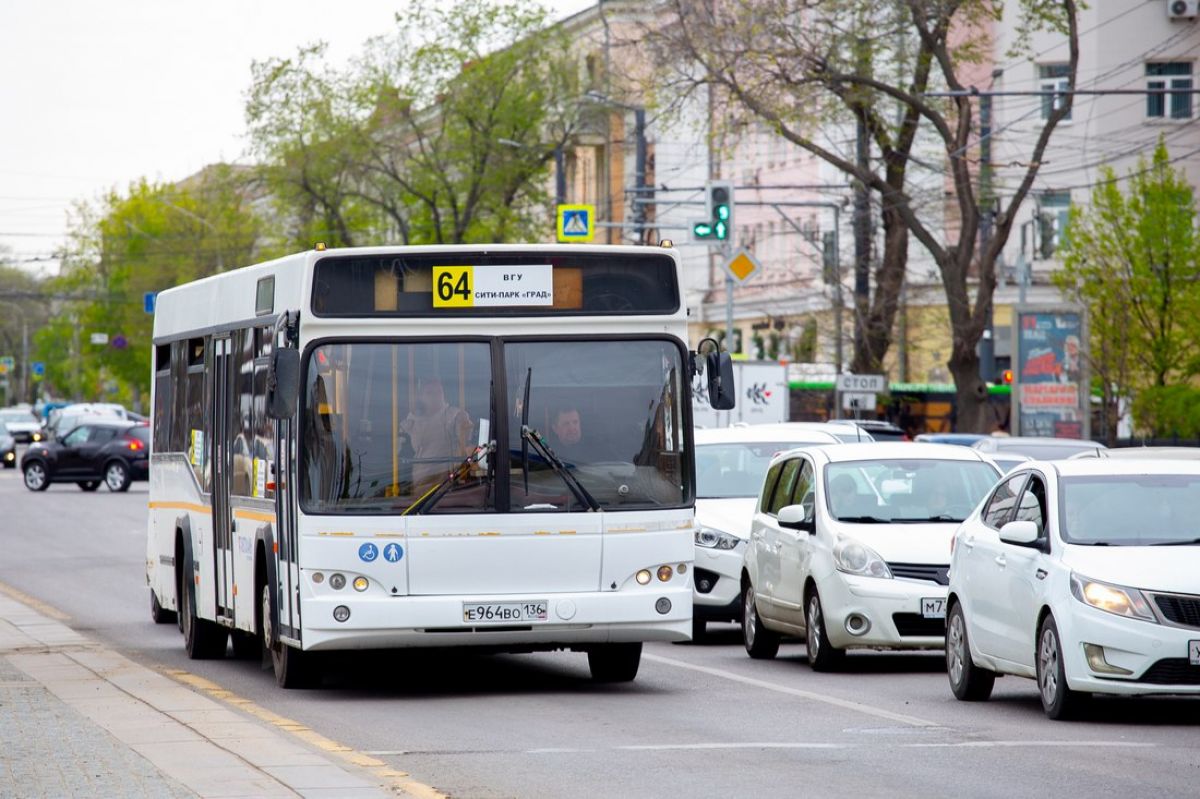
[692,424,840,638]
[947,459,1200,719]
[741,443,1000,669]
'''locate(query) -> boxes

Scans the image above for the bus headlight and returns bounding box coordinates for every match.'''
[657,565,673,582]
[329,573,346,590]
[635,569,652,585]
[352,576,369,592]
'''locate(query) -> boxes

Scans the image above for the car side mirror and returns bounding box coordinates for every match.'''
[999,519,1040,546]
[778,504,815,534]
[267,348,301,420]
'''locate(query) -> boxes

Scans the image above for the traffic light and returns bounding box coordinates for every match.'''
[998,369,1013,385]
[693,180,735,245]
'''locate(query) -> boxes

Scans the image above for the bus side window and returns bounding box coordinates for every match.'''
[253,337,275,499]
[186,337,208,491]
[170,340,188,454]
[153,343,171,452]
[231,328,254,497]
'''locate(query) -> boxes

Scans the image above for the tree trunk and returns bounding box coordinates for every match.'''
[948,348,993,433]
[851,208,909,375]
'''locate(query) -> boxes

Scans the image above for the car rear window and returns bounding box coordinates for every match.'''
[128,426,150,443]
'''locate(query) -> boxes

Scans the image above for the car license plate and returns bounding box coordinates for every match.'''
[463,601,548,624]
[1190,640,1200,666]
[921,598,946,619]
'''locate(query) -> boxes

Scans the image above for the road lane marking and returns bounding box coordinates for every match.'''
[0,580,69,620]
[643,653,942,728]
[619,742,845,751]
[902,741,1158,749]
[163,668,447,799]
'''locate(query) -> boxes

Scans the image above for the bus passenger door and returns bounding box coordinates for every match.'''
[274,415,300,639]
[211,335,235,624]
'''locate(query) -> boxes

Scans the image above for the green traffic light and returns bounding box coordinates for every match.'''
[715,204,729,221]
[715,221,727,240]
[693,222,713,238]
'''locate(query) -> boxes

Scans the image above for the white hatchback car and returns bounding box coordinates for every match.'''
[947,459,1200,719]
[741,443,1000,669]
[692,424,840,637]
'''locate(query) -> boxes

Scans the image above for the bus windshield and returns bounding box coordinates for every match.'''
[301,338,688,514]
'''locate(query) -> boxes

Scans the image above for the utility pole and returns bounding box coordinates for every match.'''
[852,37,871,372]
[554,144,567,206]
[977,68,1002,386]
[633,108,651,244]
[21,320,28,404]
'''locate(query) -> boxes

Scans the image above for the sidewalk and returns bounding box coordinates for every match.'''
[0,590,400,798]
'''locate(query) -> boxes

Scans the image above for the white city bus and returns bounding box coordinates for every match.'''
[145,244,734,687]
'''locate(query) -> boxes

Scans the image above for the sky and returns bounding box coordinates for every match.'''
[0,1,594,274]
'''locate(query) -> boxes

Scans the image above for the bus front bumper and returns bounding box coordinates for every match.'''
[298,586,693,651]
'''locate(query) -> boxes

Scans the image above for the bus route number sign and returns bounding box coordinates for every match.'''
[433,265,554,308]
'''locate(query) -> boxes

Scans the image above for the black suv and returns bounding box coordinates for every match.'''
[21,420,150,492]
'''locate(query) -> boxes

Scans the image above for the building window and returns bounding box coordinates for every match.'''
[1037,191,1071,259]
[1146,62,1194,120]
[1039,64,1071,120]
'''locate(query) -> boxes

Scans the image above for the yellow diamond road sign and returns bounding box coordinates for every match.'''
[724,248,761,285]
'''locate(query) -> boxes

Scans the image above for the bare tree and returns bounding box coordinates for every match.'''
[649,0,1078,431]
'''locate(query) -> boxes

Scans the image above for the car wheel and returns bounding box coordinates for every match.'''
[946,601,995,701]
[104,460,132,492]
[150,589,177,625]
[23,461,50,492]
[264,584,317,688]
[805,590,845,672]
[587,643,642,682]
[742,582,780,659]
[180,574,228,660]
[77,481,100,492]
[1037,615,1088,720]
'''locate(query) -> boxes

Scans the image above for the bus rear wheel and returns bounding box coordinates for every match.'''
[181,576,228,659]
[587,643,642,683]
[263,584,316,689]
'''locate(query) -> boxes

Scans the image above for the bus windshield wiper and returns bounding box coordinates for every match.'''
[520,367,532,495]
[404,441,495,516]
[520,425,601,512]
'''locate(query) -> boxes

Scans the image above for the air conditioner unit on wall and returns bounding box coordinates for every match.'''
[1168,0,1198,20]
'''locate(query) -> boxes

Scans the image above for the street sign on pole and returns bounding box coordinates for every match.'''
[721,248,761,285]
[112,335,128,351]
[31,362,45,378]
[556,204,595,243]
[90,333,109,346]
[0,356,13,370]
[841,391,877,411]
[836,374,886,393]
[144,292,157,314]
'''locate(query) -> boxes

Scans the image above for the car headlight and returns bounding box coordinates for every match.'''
[1070,573,1156,623]
[833,538,892,579]
[695,526,741,550]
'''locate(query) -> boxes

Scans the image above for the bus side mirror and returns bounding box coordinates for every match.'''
[706,350,736,410]
[267,348,301,420]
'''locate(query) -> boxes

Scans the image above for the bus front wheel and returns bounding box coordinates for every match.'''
[587,643,642,683]
[263,584,317,689]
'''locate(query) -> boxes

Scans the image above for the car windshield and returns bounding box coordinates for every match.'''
[825,458,999,523]
[1061,474,1200,545]
[697,441,821,498]
[301,338,688,514]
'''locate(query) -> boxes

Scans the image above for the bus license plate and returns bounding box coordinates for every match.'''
[921,598,946,619]
[463,601,548,624]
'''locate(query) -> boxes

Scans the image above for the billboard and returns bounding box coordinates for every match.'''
[692,361,788,428]
[1012,306,1089,439]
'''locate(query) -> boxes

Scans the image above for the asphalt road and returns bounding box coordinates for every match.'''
[3,460,1199,799]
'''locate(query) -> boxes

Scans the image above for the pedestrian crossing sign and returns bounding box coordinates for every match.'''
[556,204,595,243]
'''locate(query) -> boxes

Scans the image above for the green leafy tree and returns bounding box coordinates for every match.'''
[36,168,262,406]
[246,0,583,249]
[650,0,1080,431]
[0,250,52,404]
[1056,141,1200,440]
